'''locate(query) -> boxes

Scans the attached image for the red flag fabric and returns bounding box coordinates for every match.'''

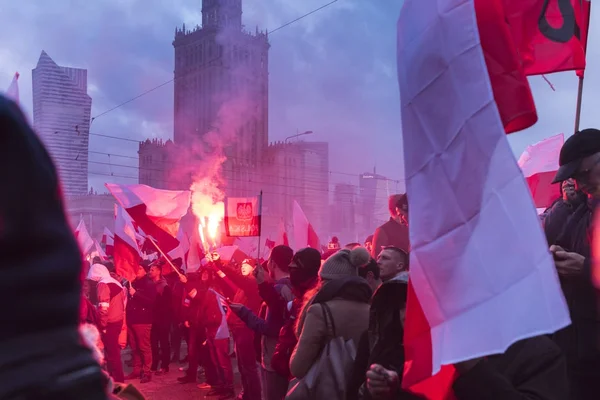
[224,195,262,237]
[114,206,141,282]
[278,218,289,247]
[292,201,320,250]
[101,227,114,256]
[503,0,587,76]
[106,183,190,253]
[577,0,591,78]
[518,133,564,208]
[265,238,276,250]
[476,0,537,134]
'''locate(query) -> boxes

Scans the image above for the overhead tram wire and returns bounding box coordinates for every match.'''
[89,0,341,124]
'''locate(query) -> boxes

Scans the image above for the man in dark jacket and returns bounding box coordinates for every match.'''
[546,128,600,399]
[126,264,157,383]
[271,248,321,379]
[229,245,295,400]
[149,263,171,375]
[0,95,106,399]
[371,194,410,258]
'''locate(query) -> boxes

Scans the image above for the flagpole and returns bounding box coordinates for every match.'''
[256,191,263,262]
[147,237,184,278]
[574,76,584,133]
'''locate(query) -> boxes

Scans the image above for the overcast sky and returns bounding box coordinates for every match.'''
[1,0,599,195]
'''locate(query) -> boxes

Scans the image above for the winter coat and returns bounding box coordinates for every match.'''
[371,218,410,258]
[290,277,372,379]
[127,276,157,325]
[152,277,172,326]
[219,263,263,332]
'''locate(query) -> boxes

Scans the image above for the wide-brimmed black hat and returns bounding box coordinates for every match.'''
[553,128,600,183]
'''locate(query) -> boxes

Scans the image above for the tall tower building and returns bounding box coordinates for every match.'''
[172,0,269,193]
[32,51,91,197]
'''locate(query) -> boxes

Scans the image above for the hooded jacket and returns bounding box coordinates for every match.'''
[0,95,105,398]
[88,263,126,328]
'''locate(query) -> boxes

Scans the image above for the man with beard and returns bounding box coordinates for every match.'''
[545,128,600,399]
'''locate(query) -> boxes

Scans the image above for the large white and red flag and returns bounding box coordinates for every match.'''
[292,201,320,251]
[74,219,94,255]
[106,183,191,253]
[397,0,570,397]
[101,227,114,256]
[5,72,19,104]
[224,195,262,237]
[518,133,564,208]
[114,205,142,282]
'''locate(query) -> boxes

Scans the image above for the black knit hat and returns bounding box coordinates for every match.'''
[292,247,322,275]
[269,245,294,270]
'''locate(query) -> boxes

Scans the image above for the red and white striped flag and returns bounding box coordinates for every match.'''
[74,219,94,255]
[292,201,319,250]
[106,183,190,253]
[114,205,142,282]
[101,227,114,256]
[397,0,570,397]
[5,72,19,104]
[518,133,564,208]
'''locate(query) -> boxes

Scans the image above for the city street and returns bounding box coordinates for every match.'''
[122,348,243,400]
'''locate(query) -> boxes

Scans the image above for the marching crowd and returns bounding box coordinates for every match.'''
[3,93,600,400]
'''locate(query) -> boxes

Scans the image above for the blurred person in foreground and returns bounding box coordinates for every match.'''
[545,128,600,399]
[0,95,106,398]
[371,194,410,259]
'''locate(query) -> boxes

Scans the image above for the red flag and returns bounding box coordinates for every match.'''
[278,218,289,247]
[577,0,591,78]
[518,133,564,208]
[265,238,276,250]
[292,201,320,250]
[114,206,141,282]
[101,227,114,256]
[106,183,190,253]
[224,195,262,237]
[503,0,587,76]
[476,0,537,134]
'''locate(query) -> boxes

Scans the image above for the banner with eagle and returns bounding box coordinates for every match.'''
[224,195,262,237]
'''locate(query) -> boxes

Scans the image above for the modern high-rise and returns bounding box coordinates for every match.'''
[172,0,269,193]
[33,50,92,197]
[359,171,394,234]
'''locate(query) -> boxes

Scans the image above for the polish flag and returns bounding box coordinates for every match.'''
[278,218,289,247]
[293,201,320,251]
[518,133,564,208]
[397,0,570,397]
[114,205,142,282]
[101,227,114,256]
[106,183,191,253]
[167,226,190,265]
[74,219,94,255]
[93,239,107,261]
[5,72,19,104]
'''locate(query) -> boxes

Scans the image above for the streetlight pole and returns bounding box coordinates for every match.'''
[283,130,313,229]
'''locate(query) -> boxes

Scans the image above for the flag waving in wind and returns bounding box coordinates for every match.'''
[74,219,94,255]
[106,183,190,253]
[397,0,570,397]
[292,201,320,251]
[518,133,564,208]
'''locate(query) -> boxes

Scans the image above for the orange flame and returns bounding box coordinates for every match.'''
[191,178,224,251]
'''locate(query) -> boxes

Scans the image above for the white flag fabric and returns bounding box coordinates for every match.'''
[75,219,94,255]
[517,133,564,208]
[209,288,231,340]
[397,0,570,388]
[5,72,19,104]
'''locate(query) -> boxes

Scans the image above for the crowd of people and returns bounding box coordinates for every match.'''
[3,91,600,400]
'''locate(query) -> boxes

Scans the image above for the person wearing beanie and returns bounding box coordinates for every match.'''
[271,247,321,380]
[371,194,410,259]
[0,95,107,398]
[227,245,295,400]
[290,247,373,390]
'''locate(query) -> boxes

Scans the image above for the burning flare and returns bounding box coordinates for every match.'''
[191,178,224,251]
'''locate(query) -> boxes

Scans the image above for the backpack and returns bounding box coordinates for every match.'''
[285,303,357,400]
